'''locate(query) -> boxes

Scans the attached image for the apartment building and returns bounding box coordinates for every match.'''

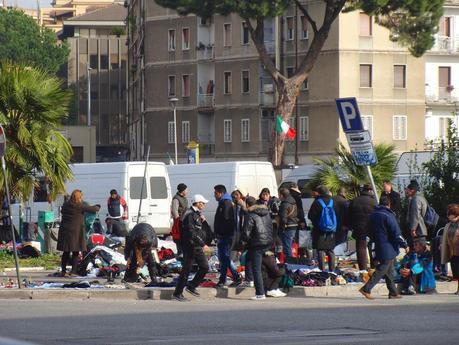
[425,0,459,145]
[127,1,425,164]
[62,3,128,161]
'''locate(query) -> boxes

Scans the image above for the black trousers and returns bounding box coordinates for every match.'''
[248,248,265,296]
[61,251,80,273]
[261,255,285,292]
[362,258,398,296]
[174,245,209,296]
[124,248,158,283]
[317,249,336,272]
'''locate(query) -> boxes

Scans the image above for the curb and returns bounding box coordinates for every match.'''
[3,267,46,273]
[0,282,455,300]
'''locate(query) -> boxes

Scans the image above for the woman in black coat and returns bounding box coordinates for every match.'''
[57,190,100,276]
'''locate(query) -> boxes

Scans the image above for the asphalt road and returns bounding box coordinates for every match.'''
[0,294,458,345]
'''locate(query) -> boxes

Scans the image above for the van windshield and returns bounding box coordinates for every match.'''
[130,177,147,199]
[150,177,168,199]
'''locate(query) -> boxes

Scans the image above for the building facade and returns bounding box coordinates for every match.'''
[62,4,128,160]
[425,0,459,145]
[127,1,426,164]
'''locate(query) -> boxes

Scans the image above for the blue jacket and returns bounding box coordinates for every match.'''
[369,206,407,260]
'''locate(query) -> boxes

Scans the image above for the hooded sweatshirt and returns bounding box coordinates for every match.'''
[214,192,235,238]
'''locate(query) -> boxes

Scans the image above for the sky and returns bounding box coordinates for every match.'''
[4,0,52,9]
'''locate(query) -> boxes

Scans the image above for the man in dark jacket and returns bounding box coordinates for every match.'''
[359,195,407,300]
[289,183,306,229]
[173,194,210,302]
[123,223,158,283]
[308,185,336,272]
[349,184,377,270]
[241,197,274,300]
[170,183,189,255]
[214,184,241,287]
[278,188,299,260]
[380,180,401,220]
[333,187,349,246]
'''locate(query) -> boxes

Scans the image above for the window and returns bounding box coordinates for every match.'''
[168,29,176,51]
[224,71,232,94]
[286,17,294,41]
[300,16,308,39]
[301,78,309,91]
[182,121,190,143]
[361,115,373,138]
[299,116,309,141]
[70,146,84,163]
[182,74,190,97]
[100,55,109,70]
[359,13,372,36]
[241,119,250,142]
[224,23,232,46]
[439,117,452,138]
[286,67,294,78]
[360,64,372,87]
[242,21,250,45]
[168,121,175,144]
[393,116,407,140]
[182,28,190,50]
[439,16,451,37]
[241,70,250,93]
[439,66,451,88]
[168,75,176,97]
[90,54,98,69]
[129,177,147,199]
[150,177,168,199]
[110,53,119,69]
[224,119,232,142]
[394,65,406,88]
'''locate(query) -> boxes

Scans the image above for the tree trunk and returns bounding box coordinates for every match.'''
[272,78,301,167]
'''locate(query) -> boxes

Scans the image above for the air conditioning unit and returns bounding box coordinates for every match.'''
[264,84,274,93]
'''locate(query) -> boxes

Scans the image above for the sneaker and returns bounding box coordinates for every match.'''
[358,287,374,300]
[214,282,227,289]
[185,286,200,297]
[228,279,242,288]
[238,281,254,288]
[172,294,189,302]
[400,288,415,296]
[250,295,266,301]
[267,289,287,298]
[388,294,402,299]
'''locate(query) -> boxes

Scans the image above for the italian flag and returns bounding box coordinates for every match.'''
[275,115,296,140]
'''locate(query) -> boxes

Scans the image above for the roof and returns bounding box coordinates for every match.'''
[65,3,126,23]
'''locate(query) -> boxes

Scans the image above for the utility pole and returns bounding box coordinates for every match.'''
[294,4,299,165]
[87,65,92,126]
[274,16,281,166]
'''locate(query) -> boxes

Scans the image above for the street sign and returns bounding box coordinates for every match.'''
[346,130,378,166]
[0,125,6,157]
[335,97,364,133]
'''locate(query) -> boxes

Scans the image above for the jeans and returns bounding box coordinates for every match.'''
[248,248,265,296]
[362,258,398,296]
[174,245,209,296]
[317,249,336,272]
[217,236,240,283]
[282,229,296,258]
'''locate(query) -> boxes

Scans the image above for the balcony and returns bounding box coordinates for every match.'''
[431,35,459,53]
[197,93,215,111]
[264,41,275,54]
[259,79,276,107]
[426,86,459,103]
[196,45,215,61]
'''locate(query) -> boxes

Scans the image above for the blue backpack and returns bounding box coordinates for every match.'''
[317,198,337,233]
[424,204,439,229]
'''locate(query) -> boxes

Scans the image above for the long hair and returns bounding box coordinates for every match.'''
[69,190,83,204]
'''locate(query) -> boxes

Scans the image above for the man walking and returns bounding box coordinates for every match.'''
[380,180,401,220]
[214,185,241,287]
[405,180,428,241]
[359,195,407,300]
[173,194,210,302]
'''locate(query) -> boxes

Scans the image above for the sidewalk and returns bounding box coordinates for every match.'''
[0,268,456,300]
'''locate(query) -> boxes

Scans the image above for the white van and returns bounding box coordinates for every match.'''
[167,161,278,226]
[12,162,173,235]
[280,164,317,221]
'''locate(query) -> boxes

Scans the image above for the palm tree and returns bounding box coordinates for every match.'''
[0,62,73,201]
[308,143,398,199]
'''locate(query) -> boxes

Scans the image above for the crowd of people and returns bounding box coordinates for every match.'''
[55,178,459,301]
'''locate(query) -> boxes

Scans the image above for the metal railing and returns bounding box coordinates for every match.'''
[431,35,459,53]
[197,93,215,108]
[425,87,458,103]
[196,46,215,60]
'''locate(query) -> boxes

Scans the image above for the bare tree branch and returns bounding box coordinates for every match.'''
[294,0,318,34]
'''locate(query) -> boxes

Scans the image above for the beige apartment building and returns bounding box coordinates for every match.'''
[127,1,425,164]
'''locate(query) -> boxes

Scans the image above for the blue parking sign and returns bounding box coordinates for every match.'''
[335,97,364,133]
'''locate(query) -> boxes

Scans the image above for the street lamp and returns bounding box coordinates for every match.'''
[169,97,179,164]
[87,66,92,126]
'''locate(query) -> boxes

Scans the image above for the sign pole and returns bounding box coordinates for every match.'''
[0,125,21,288]
[365,165,379,204]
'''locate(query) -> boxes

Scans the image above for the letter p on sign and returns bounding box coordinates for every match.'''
[335,97,364,133]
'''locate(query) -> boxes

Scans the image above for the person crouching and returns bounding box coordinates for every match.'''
[123,223,158,283]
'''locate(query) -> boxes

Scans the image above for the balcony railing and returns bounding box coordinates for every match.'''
[196,45,215,60]
[197,93,215,108]
[426,87,459,103]
[431,35,459,53]
[259,78,276,106]
[264,41,275,54]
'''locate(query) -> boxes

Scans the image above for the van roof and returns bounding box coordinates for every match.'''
[167,161,273,172]
[71,161,165,172]
[283,165,317,179]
